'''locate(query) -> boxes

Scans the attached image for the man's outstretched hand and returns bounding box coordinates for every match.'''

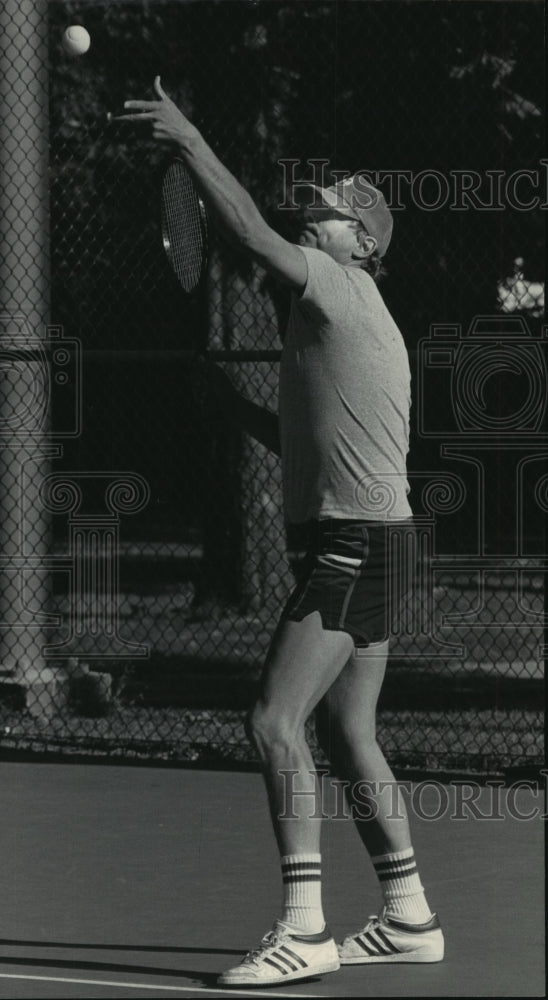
[111,75,198,146]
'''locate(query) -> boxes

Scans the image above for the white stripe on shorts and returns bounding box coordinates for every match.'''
[317,552,363,571]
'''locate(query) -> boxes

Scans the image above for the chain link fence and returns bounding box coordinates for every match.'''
[0,0,545,775]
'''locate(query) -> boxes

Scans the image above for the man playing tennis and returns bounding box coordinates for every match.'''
[118,76,444,986]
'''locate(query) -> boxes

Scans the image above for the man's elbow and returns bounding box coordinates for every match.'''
[230,194,270,251]
[239,221,274,258]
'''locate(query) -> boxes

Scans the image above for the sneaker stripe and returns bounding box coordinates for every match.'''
[272,950,299,972]
[279,945,308,968]
[262,956,288,975]
[364,930,394,955]
[355,935,377,956]
[372,927,401,953]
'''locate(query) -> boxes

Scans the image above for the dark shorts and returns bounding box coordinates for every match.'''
[281,518,417,649]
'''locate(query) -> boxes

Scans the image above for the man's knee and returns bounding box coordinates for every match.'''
[246,702,304,758]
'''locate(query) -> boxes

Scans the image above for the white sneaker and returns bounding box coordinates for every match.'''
[218,922,340,986]
[339,908,444,964]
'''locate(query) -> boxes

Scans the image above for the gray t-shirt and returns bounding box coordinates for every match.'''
[279,246,412,525]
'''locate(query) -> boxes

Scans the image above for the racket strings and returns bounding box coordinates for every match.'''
[161,162,206,292]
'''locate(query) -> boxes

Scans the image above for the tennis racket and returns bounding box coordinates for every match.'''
[161,158,208,294]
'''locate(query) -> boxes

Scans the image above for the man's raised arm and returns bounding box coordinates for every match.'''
[114,76,307,294]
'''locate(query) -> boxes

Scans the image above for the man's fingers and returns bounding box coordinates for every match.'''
[123,100,162,111]
[110,111,157,122]
[154,75,168,100]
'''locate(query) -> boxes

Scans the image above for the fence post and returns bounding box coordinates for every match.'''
[0,0,54,710]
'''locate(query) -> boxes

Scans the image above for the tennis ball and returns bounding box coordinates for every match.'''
[62,25,91,57]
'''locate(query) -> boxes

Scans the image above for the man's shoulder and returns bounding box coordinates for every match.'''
[345,263,378,289]
[345,265,388,315]
[293,248,350,311]
[300,249,382,302]
[298,247,375,286]
[298,246,344,275]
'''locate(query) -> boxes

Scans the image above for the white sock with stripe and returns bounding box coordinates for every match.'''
[371,847,433,924]
[280,853,325,933]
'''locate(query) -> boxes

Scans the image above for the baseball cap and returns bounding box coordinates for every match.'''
[295,173,393,256]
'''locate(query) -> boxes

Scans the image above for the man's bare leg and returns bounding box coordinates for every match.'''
[247,610,354,856]
[316,639,411,855]
[218,611,350,985]
[317,640,435,925]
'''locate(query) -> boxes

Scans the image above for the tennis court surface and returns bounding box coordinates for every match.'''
[0,762,544,998]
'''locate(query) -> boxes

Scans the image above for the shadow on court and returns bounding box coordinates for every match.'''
[0,953,220,987]
[0,762,544,998]
[0,940,242,956]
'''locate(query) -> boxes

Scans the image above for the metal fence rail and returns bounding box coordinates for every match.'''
[0,0,545,775]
